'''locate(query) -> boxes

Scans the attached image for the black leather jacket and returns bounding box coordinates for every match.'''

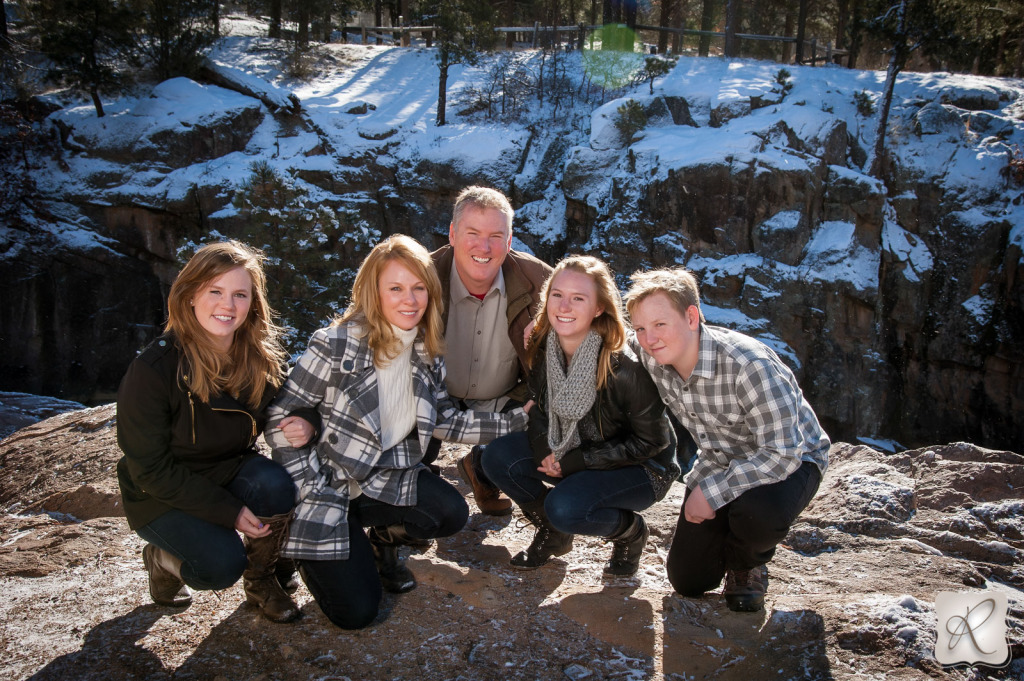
[527,344,679,499]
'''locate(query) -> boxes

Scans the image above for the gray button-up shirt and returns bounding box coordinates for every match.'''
[444,267,520,409]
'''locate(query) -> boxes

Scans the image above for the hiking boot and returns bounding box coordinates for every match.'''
[368,525,418,593]
[603,513,649,577]
[510,495,573,569]
[142,544,192,607]
[243,512,301,623]
[458,446,513,516]
[723,564,768,612]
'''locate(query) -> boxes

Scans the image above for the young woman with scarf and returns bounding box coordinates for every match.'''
[480,256,678,576]
[263,235,531,629]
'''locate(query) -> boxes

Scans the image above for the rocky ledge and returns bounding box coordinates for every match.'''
[0,405,1021,680]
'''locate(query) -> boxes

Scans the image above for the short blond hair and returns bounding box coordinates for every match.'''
[451,186,513,234]
[624,267,706,323]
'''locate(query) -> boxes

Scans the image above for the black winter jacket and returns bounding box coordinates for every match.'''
[527,344,679,499]
[116,333,285,530]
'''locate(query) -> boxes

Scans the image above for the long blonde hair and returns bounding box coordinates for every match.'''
[526,255,626,390]
[166,241,285,408]
[334,234,445,367]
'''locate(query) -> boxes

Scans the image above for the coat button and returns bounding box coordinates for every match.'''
[159,340,166,346]
[328,433,338,444]
[343,360,353,371]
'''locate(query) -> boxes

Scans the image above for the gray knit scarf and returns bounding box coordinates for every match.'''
[546,329,602,461]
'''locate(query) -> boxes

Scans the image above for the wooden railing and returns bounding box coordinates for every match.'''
[338,23,847,67]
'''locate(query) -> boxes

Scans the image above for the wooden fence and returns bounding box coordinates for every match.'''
[338,22,847,67]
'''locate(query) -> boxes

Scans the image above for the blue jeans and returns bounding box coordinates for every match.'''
[135,455,295,591]
[298,469,468,630]
[481,431,657,537]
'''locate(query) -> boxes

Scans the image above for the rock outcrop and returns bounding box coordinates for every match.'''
[1,408,1021,680]
[3,36,1023,453]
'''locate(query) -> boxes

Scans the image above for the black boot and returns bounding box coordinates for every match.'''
[603,512,649,577]
[510,494,574,570]
[275,557,299,594]
[368,525,418,593]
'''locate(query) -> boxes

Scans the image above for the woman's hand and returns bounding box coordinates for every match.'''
[235,506,271,538]
[537,453,562,478]
[683,485,716,524]
[278,415,315,448]
[522,399,536,415]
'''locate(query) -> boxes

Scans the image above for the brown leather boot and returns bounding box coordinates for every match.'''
[457,446,512,516]
[142,544,192,607]
[723,564,769,612]
[243,512,300,623]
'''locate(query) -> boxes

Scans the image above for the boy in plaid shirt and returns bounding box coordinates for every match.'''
[626,267,829,612]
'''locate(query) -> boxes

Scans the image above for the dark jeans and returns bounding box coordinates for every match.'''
[298,469,468,630]
[481,431,657,537]
[666,460,822,597]
[135,455,295,591]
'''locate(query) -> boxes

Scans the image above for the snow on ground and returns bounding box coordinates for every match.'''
[29,15,1024,302]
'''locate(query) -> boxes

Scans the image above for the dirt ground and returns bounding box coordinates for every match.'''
[1,405,1022,680]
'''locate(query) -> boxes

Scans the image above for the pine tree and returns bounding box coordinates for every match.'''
[142,0,218,80]
[424,0,497,126]
[29,0,140,117]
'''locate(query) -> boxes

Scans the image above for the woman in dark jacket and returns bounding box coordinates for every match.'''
[116,240,315,622]
[481,255,678,576]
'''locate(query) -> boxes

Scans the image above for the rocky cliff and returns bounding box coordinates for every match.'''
[0,407,1021,680]
[2,25,1022,451]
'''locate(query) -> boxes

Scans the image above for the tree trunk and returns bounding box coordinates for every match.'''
[437,54,449,126]
[835,0,849,50]
[212,0,220,39]
[723,0,738,57]
[869,0,908,179]
[657,0,674,55]
[698,0,715,57]
[847,0,862,68]
[322,11,332,43]
[795,0,808,64]
[782,9,795,64]
[0,0,8,50]
[269,0,282,39]
[1015,24,1024,77]
[671,0,684,54]
[375,0,383,44]
[90,88,105,118]
[299,3,310,46]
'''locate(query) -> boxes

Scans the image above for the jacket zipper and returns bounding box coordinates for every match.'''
[210,407,258,447]
[186,390,197,444]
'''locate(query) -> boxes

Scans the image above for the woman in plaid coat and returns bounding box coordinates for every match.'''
[265,235,529,629]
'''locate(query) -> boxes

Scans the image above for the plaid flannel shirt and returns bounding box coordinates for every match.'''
[265,322,528,560]
[630,324,829,510]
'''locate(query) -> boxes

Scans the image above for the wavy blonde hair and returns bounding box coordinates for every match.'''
[166,240,286,408]
[334,234,445,367]
[526,255,626,390]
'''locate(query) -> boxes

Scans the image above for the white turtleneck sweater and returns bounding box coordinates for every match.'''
[377,324,419,451]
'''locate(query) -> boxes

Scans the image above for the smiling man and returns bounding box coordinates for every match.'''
[428,187,551,515]
[625,267,830,612]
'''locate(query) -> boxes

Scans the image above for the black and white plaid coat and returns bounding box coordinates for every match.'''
[265,322,528,561]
